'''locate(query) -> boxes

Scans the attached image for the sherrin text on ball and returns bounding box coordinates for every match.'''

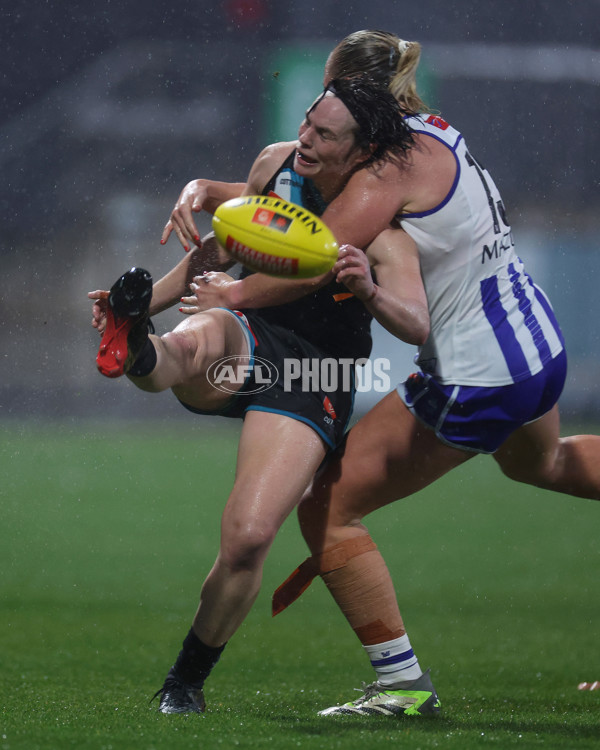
[212,196,338,278]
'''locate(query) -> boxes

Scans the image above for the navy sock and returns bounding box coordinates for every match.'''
[172,629,226,687]
[128,337,157,377]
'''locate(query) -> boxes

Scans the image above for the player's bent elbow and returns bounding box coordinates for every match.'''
[405,305,430,346]
[414,316,430,346]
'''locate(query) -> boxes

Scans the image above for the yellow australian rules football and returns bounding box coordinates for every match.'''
[212,195,339,278]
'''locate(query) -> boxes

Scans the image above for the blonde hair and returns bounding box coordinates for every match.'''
[327,30,431,114]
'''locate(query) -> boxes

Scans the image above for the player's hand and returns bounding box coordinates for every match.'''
[179,272,238,313]
[161,180,208,251]
[87,290,109,333]
[333,244,375,302]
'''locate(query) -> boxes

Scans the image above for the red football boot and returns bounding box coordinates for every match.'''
[96,267,153,378]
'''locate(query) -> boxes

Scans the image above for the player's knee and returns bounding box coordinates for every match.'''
[162,329,201,361]
[297,495,357,556]
[297,492,318,546]
[297,490,338,553]
[221,522,277,572]
[495,451,557,488]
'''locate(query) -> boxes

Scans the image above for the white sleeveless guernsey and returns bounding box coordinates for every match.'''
[399,114,564,386]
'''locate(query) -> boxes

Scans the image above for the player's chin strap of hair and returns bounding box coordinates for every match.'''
[271,535,377,616]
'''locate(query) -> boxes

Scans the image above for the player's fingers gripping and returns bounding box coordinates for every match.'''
[87,290,109,299]
[179,294,200,314]
[333,244,367,276]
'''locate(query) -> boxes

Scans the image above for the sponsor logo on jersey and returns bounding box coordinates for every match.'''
[426,114,450,130]
[272,169,304,203]
[322,396,337,420]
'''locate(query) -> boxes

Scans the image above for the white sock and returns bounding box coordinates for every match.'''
[363,634,422,686]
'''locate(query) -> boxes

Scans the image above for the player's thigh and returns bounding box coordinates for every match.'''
[308,390,472,528]
[493,404,561,482]
[221,410,327,552]
[165,308,249,365]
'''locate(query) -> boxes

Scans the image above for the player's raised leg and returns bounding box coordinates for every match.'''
[93,267,251,411]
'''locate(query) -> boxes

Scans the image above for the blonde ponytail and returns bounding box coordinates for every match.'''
[388,41,431,114]
[327,30,431,114]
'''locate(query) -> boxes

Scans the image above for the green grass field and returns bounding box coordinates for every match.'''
[1,421,599,749]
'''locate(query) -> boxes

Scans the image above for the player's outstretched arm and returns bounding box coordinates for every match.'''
[87,231,235,332]
[151,232,235,315]
[161,179,246,251]
[334,228,429,345]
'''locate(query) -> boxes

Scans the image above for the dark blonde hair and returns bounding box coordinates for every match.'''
[326,30,431,115]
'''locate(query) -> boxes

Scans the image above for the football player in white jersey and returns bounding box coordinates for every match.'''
[160,31,600,718]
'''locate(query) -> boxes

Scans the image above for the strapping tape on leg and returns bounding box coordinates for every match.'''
[272,536,377,616]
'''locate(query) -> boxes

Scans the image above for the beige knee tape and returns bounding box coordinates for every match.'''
[272,536,377,616]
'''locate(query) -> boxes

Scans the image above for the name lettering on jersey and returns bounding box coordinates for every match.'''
[274,171,303,192]
[481,229,515,263]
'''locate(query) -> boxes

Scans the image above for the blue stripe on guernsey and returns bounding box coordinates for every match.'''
[508,263,552,364]
[273,168,304,205]
[480,276,530,380]
[524,270,566,350]
[370,648,416,668]
[220,307,256,380]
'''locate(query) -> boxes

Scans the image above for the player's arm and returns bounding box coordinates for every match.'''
[88,232,235,333]
[150,232,235,315]
[161,179,247,250]
[321,162,407,248]
[334,227,429,345]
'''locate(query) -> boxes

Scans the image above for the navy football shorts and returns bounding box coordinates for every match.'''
[178,309,357,449]
[397,349,567,454]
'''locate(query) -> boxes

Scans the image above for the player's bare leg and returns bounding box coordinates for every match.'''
[493,404,600,499]
[295,391,470,637]
[194,410,327,644]
[289,391,471,716]
[299,390,471,554]
[156,411,327,713]
[129,308,251,412]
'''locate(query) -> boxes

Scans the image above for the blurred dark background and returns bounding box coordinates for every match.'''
[1,0,599,421]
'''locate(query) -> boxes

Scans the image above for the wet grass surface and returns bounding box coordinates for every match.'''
[2,422,599,749]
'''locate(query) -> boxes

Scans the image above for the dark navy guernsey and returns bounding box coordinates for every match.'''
[239,151,373,362]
